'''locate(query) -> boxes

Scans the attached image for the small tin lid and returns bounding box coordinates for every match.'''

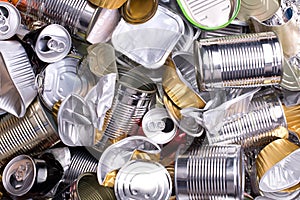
[38,57,92,110]
[176,0,240,30]
[142,108,177,144]
[35,24,72,63]
[120,0,158,24]
[2,155,36,197]
[0,2,21,40]
[114,160,172,200]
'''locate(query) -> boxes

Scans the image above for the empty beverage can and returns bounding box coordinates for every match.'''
[0,2,21,40]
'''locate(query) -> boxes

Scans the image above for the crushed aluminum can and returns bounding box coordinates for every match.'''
[195,32,283,91]
[175,145,244,200]
[114,159,172,200]
[2,154,64,197]
[0,2,21,40]
[35,24,72,63]
[0,40,37,117]
[142,108,177,144]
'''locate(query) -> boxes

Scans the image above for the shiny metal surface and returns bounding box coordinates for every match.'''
[35,24,72,63]
[175,145,244,200]
[283,104,300,138]
[176,0,240,30]
[195,32,283,91]
[207,92,288,148]
[0,40,37,117]
[97,136,161,184]
[88,0,127,9]
[69,172,116,200]
[114,160,172,200]
[281,57,300,91]
[112,5,184,69]
[0,98,59,167]
[142,108,177,144]
[0,2,21,40]
[200,22,249,38]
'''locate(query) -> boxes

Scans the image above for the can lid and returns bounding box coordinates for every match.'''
[35,24,72,63]
[0,2,21,40]
[114,160,172,200]
[142,108,177,144]
[2,155,36,196]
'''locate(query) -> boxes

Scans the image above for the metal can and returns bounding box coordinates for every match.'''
[35,24,72,63]
[114,160,172,200]
[2,154,64,197]
[175,145,244,200]
[195,32,283,91]
[0,2,21,40]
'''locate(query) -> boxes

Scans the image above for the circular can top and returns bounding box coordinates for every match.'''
[35,24,72,63]
[0,2,21,40]
[142,107,177,144]
[114,160,172,200]
[2,155,36,197]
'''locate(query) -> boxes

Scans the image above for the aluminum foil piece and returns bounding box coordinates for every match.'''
[0,40,37,117]
[35,24,72,63]
[97,136,161,184]
[250,6,300,58]
[0,2,21,40]
[112,5,184,69]
[176,0,240,30]
[37,57,95,110]
[114,160,172,200]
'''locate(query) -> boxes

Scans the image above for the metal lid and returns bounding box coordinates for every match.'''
[38,57,92,110]
[142,108,177,144]
[2,155,36,196]
[114,160,172,200]
[176,0,240,30]
[120,0,158,24]
[35,24,72,63]
[0,2,20,40]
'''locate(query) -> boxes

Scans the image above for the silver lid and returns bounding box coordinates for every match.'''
[0,2,21,40]
[114,160,172,200]
[2,155,36,196]
[35,24,72,63]
[112,5,184,69]
[142,108,177,144]
[38,57,92,110]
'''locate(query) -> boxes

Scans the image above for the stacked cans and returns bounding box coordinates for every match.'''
[0,0,300,200]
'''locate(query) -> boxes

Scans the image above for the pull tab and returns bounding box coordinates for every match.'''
[47,37,66,53]
[0,7,10,34]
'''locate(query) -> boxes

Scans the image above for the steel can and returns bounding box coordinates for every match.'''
[0,2,21,40]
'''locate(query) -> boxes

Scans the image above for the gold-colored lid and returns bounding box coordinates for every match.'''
[88,0,127,9]
[120,0,158,24]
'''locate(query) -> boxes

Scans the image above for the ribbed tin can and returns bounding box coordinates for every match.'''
[63,149,98,185]
[14,0,101,39]
[175,145,244,200]
[96,70,156,141]
[207,92,288,148]
[0,98,59,168]
[195,32,283,91]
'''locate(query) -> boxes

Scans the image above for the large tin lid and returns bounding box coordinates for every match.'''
[114,160,172,200]
[0,2,21,40]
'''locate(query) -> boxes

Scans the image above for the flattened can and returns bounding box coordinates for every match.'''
[35,24,72,63]
[0,2,20,40]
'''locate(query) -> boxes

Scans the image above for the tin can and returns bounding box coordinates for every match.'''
[34,24,72,63]
[142,108,177,144]
[2,154,64,197]
[195,32,283,91]
[175,145,244,200]
[69,172,116,200]
[114,160,172,200]
[0,2,21,40]
[0,98,59,167]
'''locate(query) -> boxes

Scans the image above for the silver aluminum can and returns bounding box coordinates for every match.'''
[63,149,98,185]
[35,24,72,63]
[0,2,21,40]
[207,91,288,148]
[175,145,244,200]
[69,172,116,200]
[0,98,59,167]
[2,154,64,197]
[195,32,283,91]
[114,160,172,200]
